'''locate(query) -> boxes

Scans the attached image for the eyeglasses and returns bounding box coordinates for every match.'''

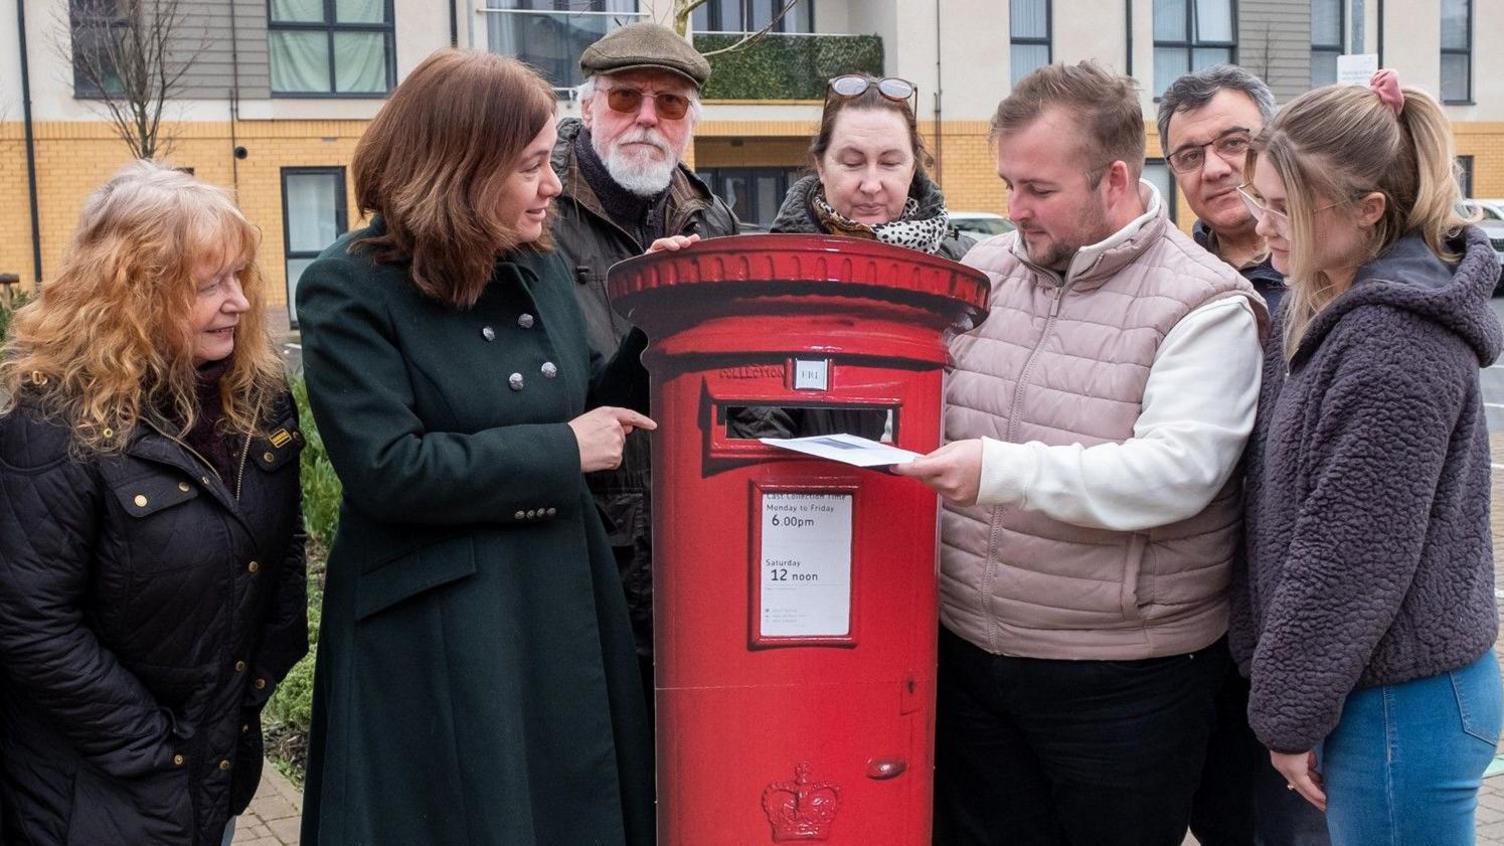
[1166,129,1253,174]
[603,87,692,121]
[1236,184,1349,232]
[827,75,917,105]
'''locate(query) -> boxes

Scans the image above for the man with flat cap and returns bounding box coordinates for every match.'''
[552,22,739,715]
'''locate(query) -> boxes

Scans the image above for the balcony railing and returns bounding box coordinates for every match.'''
[479,6,649,92]
[694,32,883,100]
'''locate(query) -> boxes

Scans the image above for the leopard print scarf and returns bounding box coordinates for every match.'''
[810,188,951,255]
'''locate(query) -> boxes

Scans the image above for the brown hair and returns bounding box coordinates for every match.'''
[1246,82,1467,359]
[352,50,557,309]
[990,61,1145,182]
[1,160,284,454]
[810,74,933,179]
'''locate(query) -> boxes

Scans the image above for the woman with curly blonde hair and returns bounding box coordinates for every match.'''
[0,160,307,846]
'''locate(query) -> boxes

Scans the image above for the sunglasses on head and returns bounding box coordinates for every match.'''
[827,75,917,104]
[603,86,692,121]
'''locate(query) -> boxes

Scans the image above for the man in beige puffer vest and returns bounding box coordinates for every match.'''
[897,62,1267,846]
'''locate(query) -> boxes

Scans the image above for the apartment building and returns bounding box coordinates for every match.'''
[0,0,1499,318]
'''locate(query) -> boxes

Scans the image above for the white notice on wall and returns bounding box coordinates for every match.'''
[1337,54,1380,87]
[759,492,853,638]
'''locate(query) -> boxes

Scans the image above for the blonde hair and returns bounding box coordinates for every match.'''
[1,160,284,453]
[1246,82,1467,358]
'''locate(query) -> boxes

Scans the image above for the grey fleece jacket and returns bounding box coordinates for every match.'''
[1233,227,1503,753]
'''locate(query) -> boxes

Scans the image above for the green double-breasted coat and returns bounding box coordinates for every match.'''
[295,222,653,845]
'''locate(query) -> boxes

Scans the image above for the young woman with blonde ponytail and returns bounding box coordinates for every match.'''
[1232,70,1502,844]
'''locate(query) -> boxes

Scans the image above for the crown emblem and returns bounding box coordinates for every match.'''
[761,762,842,841]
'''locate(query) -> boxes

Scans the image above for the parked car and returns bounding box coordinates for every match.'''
[1459,200,1504,295]
[950,212,1015,241]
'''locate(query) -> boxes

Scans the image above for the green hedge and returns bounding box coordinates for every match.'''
[262,375,340,786]
[0,291,30,346]
[697,33,884,100]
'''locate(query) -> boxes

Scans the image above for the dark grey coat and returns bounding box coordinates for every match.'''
[1234,227,1503,753]
[768,172,973,261]
[549,116,738,659]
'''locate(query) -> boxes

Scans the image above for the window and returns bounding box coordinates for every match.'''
[485,1,644,90]
[1311,0,1343,86]
[1143,159,1179,223]
[70,0,128,98]
[1457,155,1474,198]
[282,168,348,325]
[1010,0,1051,84]
[1153,0,1235,96]
[696,166,805,229]
[693,0,814,34]
[268,0,394,96]
[1440,0,1471,103]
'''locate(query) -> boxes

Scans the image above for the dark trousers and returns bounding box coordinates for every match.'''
[933,627,1224,846]
[1189,664,1331,846]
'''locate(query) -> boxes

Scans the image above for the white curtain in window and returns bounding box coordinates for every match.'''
[334,31,388,93]
[486,0,520,59]
[335,0,384,23]
[1154,47,1188,95]
[270,0,323,23]
[1441,0,1469,49]
[1311,0,1341,46]
[1153,0,1186,42]
[1143,161,1176,218]
[1194,0,1232,42]
[270,30,329,92]
[286,173,342,253]
[1192,46,1231,70]
[1441,53,1470,101]
[1311,50,1339,86]
[1010,0,1048,40]
[1011,44,1050,84]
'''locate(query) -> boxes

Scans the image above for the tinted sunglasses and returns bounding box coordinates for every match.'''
[603,87,692,120]
[827,75,917,104]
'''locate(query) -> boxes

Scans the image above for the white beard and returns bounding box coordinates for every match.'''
[594,127,681,196]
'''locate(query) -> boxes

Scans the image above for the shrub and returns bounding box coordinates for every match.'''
[262,374,340,786]
[0,290,30,346]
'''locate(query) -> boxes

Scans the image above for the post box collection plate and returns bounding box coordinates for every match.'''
[755,488,856,642]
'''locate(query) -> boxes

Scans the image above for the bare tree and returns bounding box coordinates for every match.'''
[668,0,801,56]
[61,0,211,160]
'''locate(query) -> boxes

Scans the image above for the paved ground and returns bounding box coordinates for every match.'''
[241,303,1504,845]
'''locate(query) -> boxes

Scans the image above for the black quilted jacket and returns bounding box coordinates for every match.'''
[1233,228,1503,753]
[0,392,307,845]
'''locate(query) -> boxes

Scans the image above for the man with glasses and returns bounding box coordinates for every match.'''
[1158,66,1330,846]
[551,22,739,713]
[895,62,1266,846]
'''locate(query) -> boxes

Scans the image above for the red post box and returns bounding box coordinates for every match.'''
[608,234,988,845]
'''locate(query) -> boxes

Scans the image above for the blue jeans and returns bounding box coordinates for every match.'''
[1320,651,1501,846]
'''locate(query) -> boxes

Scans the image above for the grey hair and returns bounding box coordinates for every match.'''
[1155,64,1276,148]
[576,73,703,123]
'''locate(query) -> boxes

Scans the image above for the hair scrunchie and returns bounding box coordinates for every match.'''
[1369,69,1404,117]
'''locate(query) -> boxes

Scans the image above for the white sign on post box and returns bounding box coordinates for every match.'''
[758,492,853,637]
[793,359,829,391]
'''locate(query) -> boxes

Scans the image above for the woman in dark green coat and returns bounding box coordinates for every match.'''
[296,50,656,846]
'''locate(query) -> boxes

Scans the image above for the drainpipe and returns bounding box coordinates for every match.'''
[932,2,943,186]
[17,0,44,288]
[228,0,242,191]
[450,0,459,47]
[1351,0,1364,55]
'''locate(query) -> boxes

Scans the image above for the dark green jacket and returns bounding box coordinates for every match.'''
[549,116,738,657]
[295,222,652,846]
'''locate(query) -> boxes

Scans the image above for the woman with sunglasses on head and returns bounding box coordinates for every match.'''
[0,161,306,846]
[1233,70,1501,845]
[295,50,655,845]
[770,74,972,260]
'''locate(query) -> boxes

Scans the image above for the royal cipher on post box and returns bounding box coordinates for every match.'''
[608,234,988,845]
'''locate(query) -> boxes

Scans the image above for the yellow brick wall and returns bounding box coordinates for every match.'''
[4,117,1501,310]
[0,120,365,312]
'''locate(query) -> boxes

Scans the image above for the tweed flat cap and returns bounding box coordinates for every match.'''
[579,22,711,88]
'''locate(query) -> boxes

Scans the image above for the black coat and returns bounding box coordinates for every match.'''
[1234,228,1503,753]
[549,116,739,658]
[0,392,307,845]
[295,224,653,846]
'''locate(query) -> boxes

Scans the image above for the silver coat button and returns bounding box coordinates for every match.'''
[545,507,557,517]
[541,362,558,379]
[518,313,535,329]
[481,326,495,341]
[508,373,524,391]
[514,510,526,520]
